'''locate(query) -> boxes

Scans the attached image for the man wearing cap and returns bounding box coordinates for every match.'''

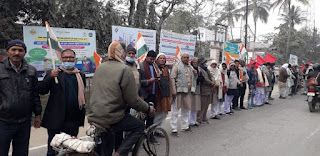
[170,53,197,136]
[139,50,159,143]
[0,40,42,155]
[197,57,214,124]
[125,44,140,90]
[153,53,172,130]
[247,62,257,108]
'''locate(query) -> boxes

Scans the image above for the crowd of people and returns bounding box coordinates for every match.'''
[0,39,313,156]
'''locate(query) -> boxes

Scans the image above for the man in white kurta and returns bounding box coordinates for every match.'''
[170,53,197,136]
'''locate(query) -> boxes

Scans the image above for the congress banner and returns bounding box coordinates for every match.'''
[222,42,240,63]
[112,25,156,51]
[23,26,96,75]
[159,29,196,63]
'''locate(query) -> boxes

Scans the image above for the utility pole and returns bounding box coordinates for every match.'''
[245,0,249,63]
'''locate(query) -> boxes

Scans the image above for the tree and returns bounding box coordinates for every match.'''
[240,0,270,42]
[128,0,135,25]
[280,5,305,29]
[216,0,242,40]
[146,3,157,30]
[279,5,306,60]
[271,0,308,12]
[163,9,204,34]
[134,0,148,28]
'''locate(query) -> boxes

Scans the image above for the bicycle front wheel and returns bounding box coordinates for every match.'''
[147,127,170,156]
[132,135,150,156]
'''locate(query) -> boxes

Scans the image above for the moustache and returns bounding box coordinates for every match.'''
[13,55,20,58]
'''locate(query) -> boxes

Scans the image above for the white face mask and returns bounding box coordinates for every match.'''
[62,62,76,69]
[125,56,136,63]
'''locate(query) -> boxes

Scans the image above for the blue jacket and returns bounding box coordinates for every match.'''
[247,68,257,86]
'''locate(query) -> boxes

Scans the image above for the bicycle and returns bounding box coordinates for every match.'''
[52,122,170,156]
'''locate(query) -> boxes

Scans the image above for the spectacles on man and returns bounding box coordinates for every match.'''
[61,57,75,60]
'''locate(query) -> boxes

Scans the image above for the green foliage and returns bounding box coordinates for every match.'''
[272,25,320,64]
[163,9,204,34]
[134,0,148,28]
[146,3,157,30]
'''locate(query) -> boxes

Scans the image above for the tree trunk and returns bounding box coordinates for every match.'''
[230,27,234,40]
[128,0,135,25]
[254,20,257,42]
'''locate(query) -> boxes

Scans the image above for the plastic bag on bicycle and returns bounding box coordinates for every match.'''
[50,133,95,153]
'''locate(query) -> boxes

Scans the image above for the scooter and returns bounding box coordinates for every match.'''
[307,85,320,112]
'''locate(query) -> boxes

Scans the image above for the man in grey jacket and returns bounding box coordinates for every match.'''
[88,42,155,156]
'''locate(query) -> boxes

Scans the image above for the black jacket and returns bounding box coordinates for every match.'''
[0,57,42,123]
[37,68,86,129]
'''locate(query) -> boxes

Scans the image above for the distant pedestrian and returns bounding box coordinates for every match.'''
[279,64,290,99]
[255,65,268,106]
[247,62,257,108]
[225,62,240,114]
[264,63,273,105]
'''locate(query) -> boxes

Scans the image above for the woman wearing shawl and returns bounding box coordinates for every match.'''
[224,62,240,114]
[208,60,225,119]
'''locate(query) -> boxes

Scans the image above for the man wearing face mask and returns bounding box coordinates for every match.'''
[37,49,86,156]
[125,44,140,89]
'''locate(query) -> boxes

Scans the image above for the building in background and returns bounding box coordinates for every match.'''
[247,41,271,60]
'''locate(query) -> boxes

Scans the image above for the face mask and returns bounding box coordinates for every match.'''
[205,62,209,67]
[62,62,76,69]
[125,56,136,63]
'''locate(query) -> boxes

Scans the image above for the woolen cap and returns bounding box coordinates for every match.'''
[126,44,136,53]
[6,40,27,52]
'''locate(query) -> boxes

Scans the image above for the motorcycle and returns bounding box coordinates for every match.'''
[307,85,320,112]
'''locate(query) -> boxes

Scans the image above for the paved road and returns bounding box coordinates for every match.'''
[25,90,320,156]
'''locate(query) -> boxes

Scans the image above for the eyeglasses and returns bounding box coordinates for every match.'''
[61,56,75,60]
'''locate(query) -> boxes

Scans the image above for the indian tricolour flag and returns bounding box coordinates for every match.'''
[239,43,248,59]
[174,45,181,63]
[135,33,148,63]
[45,21,63,61]
[93,51,102,68]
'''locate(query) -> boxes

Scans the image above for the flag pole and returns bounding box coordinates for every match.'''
[48,38,58,84]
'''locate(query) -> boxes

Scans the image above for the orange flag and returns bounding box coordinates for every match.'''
[175,46,181,63]
[93,51,101,68]
[225,52,234,65]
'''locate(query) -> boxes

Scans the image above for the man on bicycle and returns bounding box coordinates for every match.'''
[88,41,155,156]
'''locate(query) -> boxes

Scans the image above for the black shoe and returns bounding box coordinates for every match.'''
[171,132,179,137]
[226,112,233,115]
[189,123,200,127]
[240,107,247,110]
[234,107,241,111]
[182,127,193,132]
[264,102,272,105]
[210,115,221,120]
[154,131,166,138]
[149,135,159,144]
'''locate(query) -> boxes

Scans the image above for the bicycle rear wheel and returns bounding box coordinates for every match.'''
[146,127,170,156]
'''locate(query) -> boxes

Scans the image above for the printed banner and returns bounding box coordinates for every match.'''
[112,26,156,51]
[222,42,240,63]
[159,29,196,63]
[23,26,96,76]
[289,54,298,65]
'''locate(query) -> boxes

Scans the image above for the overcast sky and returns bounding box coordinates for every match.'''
[231,0,319,42]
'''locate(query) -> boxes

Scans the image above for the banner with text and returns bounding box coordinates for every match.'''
[222,42,240,63]
[112,26,156,51]
[23,26,96,75]
[289,54,298,65]
[159,29,196,63]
